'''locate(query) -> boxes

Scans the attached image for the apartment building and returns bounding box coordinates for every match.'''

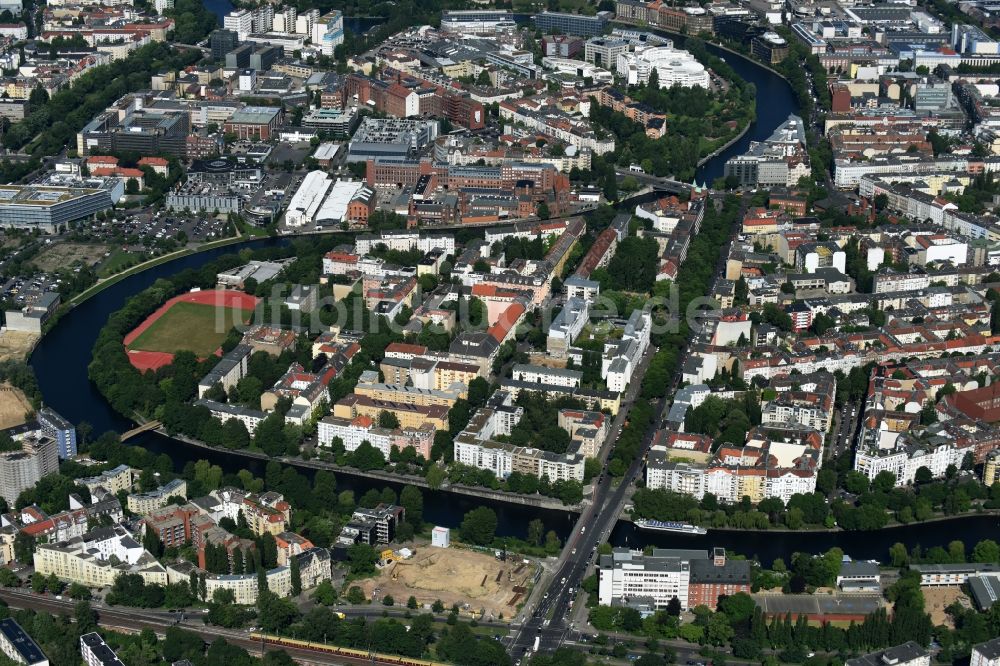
[34,531,167,589]
[317,414,434,460]
[334,505,405,548]
[77,464,133,496]
[36,407,76,459]
[197,344,252,398]
[192,399,267,434]
[558,409,609,458]
[0,619,47,666]
[81,632,124,666]
[846,643,930,666]
[126,478,187,515]
[332,394,449,430]
[0,437,59,504]
[971,638,1000,666]
[512,364,583,388]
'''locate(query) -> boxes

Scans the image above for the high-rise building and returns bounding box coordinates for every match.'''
[223,8,252,40]
[0,436,58,504]
[311,10,344,55]
[37,406,76,459]
[210,29,238,62]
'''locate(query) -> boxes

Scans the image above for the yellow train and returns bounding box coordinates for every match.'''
[249,632,447,666]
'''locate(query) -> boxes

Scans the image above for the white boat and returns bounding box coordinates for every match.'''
[633,518,708,535]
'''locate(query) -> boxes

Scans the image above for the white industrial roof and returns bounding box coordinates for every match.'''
[285,170,333,227]
[316,179,365,222]
[313,142,340,161]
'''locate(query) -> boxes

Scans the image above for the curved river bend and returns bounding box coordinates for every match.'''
[27,29,999,560]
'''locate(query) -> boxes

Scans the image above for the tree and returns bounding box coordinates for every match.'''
[290,553,301,596]
[407,595,418,609]
[460,507,497,545]
[666,596,682,617]
[377,410,400,429]
[527,519,544,547]
[537,201,550,219]
[312,579,338,605]
[382,594,395,606]
[914,466,933,484]
[399,485,423,528]
[346,586,366,604]
[347,543,378,575]
[13,532,34,564]
[75,601,98,634]
[142,527,163,558]
[126,178,140,195]
[258,590,301,632]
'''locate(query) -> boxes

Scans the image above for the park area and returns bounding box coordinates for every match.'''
[360,547,537,621]
[124,289,258,371]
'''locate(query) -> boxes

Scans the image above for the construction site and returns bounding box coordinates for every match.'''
[361,546,539,621]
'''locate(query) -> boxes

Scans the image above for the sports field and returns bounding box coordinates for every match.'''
[127,301,247,356]
[123,289,259,371]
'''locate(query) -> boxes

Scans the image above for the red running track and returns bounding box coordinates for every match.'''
[124,289,260,372]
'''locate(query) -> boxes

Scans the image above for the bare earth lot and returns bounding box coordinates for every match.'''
[0,331,39,363]
[922,586,968,628]
[33,243,109,272]
[360,547,536,620]
[0,382,33,429]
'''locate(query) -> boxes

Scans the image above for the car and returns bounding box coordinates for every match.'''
[202,608,210,613]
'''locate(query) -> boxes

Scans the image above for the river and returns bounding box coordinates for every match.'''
[26,14,998,560]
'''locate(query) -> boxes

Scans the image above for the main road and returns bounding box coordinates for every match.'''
[506,192,740,661]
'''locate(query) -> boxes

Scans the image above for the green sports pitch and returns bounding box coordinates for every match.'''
[126,301,252,357]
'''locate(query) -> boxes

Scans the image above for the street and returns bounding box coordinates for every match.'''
[504,189,743,661]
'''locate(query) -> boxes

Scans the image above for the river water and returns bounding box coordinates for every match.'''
[26,12,999,558]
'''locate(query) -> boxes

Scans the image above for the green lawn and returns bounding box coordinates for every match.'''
[97,249,141,278]
[127,301,251,356]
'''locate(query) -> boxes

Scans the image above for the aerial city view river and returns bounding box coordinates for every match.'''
[27,26,999,564]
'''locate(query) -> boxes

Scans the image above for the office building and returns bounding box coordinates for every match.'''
[346,117,440,163]
[223,106,283,140]
[0,619,47,665]
[532,11,612,37]
[225,43,253,69]
[209,29,238,61]
[751,32,789,64]
[598,546,750,612]
[0,183,118,232]
[78,109,190,158]
[616,45,710,88]
[441,10,515,36]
